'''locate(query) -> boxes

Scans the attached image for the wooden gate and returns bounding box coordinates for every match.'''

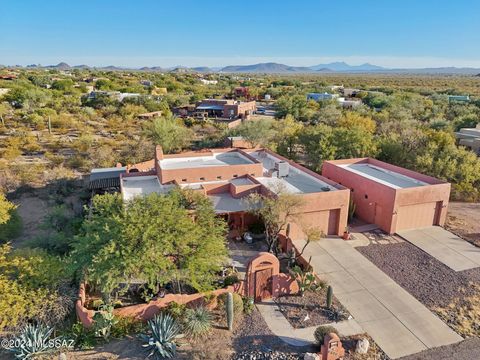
[254,268,273,302]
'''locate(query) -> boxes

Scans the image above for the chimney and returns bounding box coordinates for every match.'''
[155,145,164,163]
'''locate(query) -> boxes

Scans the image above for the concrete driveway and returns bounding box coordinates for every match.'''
[397,226,480,271]
[294,237,462,359]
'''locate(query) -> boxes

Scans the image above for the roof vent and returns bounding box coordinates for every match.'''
[321,186,331,192]
[275,161,289,178]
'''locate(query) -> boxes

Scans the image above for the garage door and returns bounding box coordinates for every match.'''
[396,202,438,231]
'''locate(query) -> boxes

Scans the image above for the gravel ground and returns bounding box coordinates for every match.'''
[274,290,349,328]
[398,337,480,360]
[356,242,480,309]
[232,307,312,357]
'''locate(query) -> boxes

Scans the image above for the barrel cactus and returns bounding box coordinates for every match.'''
[226,292,234,331]
[326,285,333,309]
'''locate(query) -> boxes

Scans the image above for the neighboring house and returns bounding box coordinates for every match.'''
[448,95,470,103]
[87,91,141,102]
[342,88,361,97]
[137,111,163,120]
[307,92,338,101]
[200,79,218,85]
[455,124,480,155]
[322,158,451,234]
[140,79,154,87]
[308,93,361,108]
[104,146,350,239]
[195,99,256,119]
[337,97,362,108]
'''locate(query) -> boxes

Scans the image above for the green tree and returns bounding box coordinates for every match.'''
[246,185,304,255]
[274,115,303,160]
[332,127,377,159]
[298,124,336,171]
[71,190,228,302]
[144,115,193,153]
[229,118,276,148]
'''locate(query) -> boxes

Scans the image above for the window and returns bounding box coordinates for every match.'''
[200,177,205,181]
[364,194,368,199]
[233,174,238,178]
[217,176,222,180]
[182,179,187,182]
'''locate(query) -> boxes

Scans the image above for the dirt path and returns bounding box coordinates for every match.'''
[11,193,49,247]
[446,202,480,247]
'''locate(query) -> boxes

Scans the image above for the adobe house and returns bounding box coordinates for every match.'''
[322,158,451,234]
[195,99,256,120]
[118,146,350,240]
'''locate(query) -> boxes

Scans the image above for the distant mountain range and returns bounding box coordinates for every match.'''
[13,61,480,75]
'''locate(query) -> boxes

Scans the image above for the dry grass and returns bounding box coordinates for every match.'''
[435,284,480,337]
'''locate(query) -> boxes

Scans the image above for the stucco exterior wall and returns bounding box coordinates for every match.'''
[322,158,451,234]
[159,163,263,184]
[286,189,350,238]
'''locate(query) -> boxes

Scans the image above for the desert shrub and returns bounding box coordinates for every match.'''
[111,316,146,338]
[69,322,97,350]
[0,244,75,331]
[182,307,212,337]
[314,325,338,345]
[92,305,117,340]
[218,292,244,316]
[223,275,239,287]
[243,297,255,315]
[0,208,22,243]
[165,301,187,319]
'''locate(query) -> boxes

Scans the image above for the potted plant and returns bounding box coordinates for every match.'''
[342,226,351,240]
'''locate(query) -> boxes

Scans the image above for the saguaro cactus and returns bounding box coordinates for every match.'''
[326,285,333,309]
[226,292,234,331]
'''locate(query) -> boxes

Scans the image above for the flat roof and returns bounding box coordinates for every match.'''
[208,192,250,213]
[339,163,429,189]
[90,167,126,181]
[121,175,173,201]
[160,152,254,170]
[248,150,337,193]
[196,105,224,110]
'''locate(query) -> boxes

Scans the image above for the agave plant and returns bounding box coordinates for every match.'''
[10,323,57,359]
[183,307,212,337]
[141,313,182,359]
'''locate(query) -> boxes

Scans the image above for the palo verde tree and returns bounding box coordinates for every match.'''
[246,184,304,255]
[71,189,228,303]
[143,115,194,154]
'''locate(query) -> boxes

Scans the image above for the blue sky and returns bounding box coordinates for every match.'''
[1,0,480,68]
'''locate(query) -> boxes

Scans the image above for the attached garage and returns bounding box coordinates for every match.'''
[322,158,451,234]
[395,202,439,232]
